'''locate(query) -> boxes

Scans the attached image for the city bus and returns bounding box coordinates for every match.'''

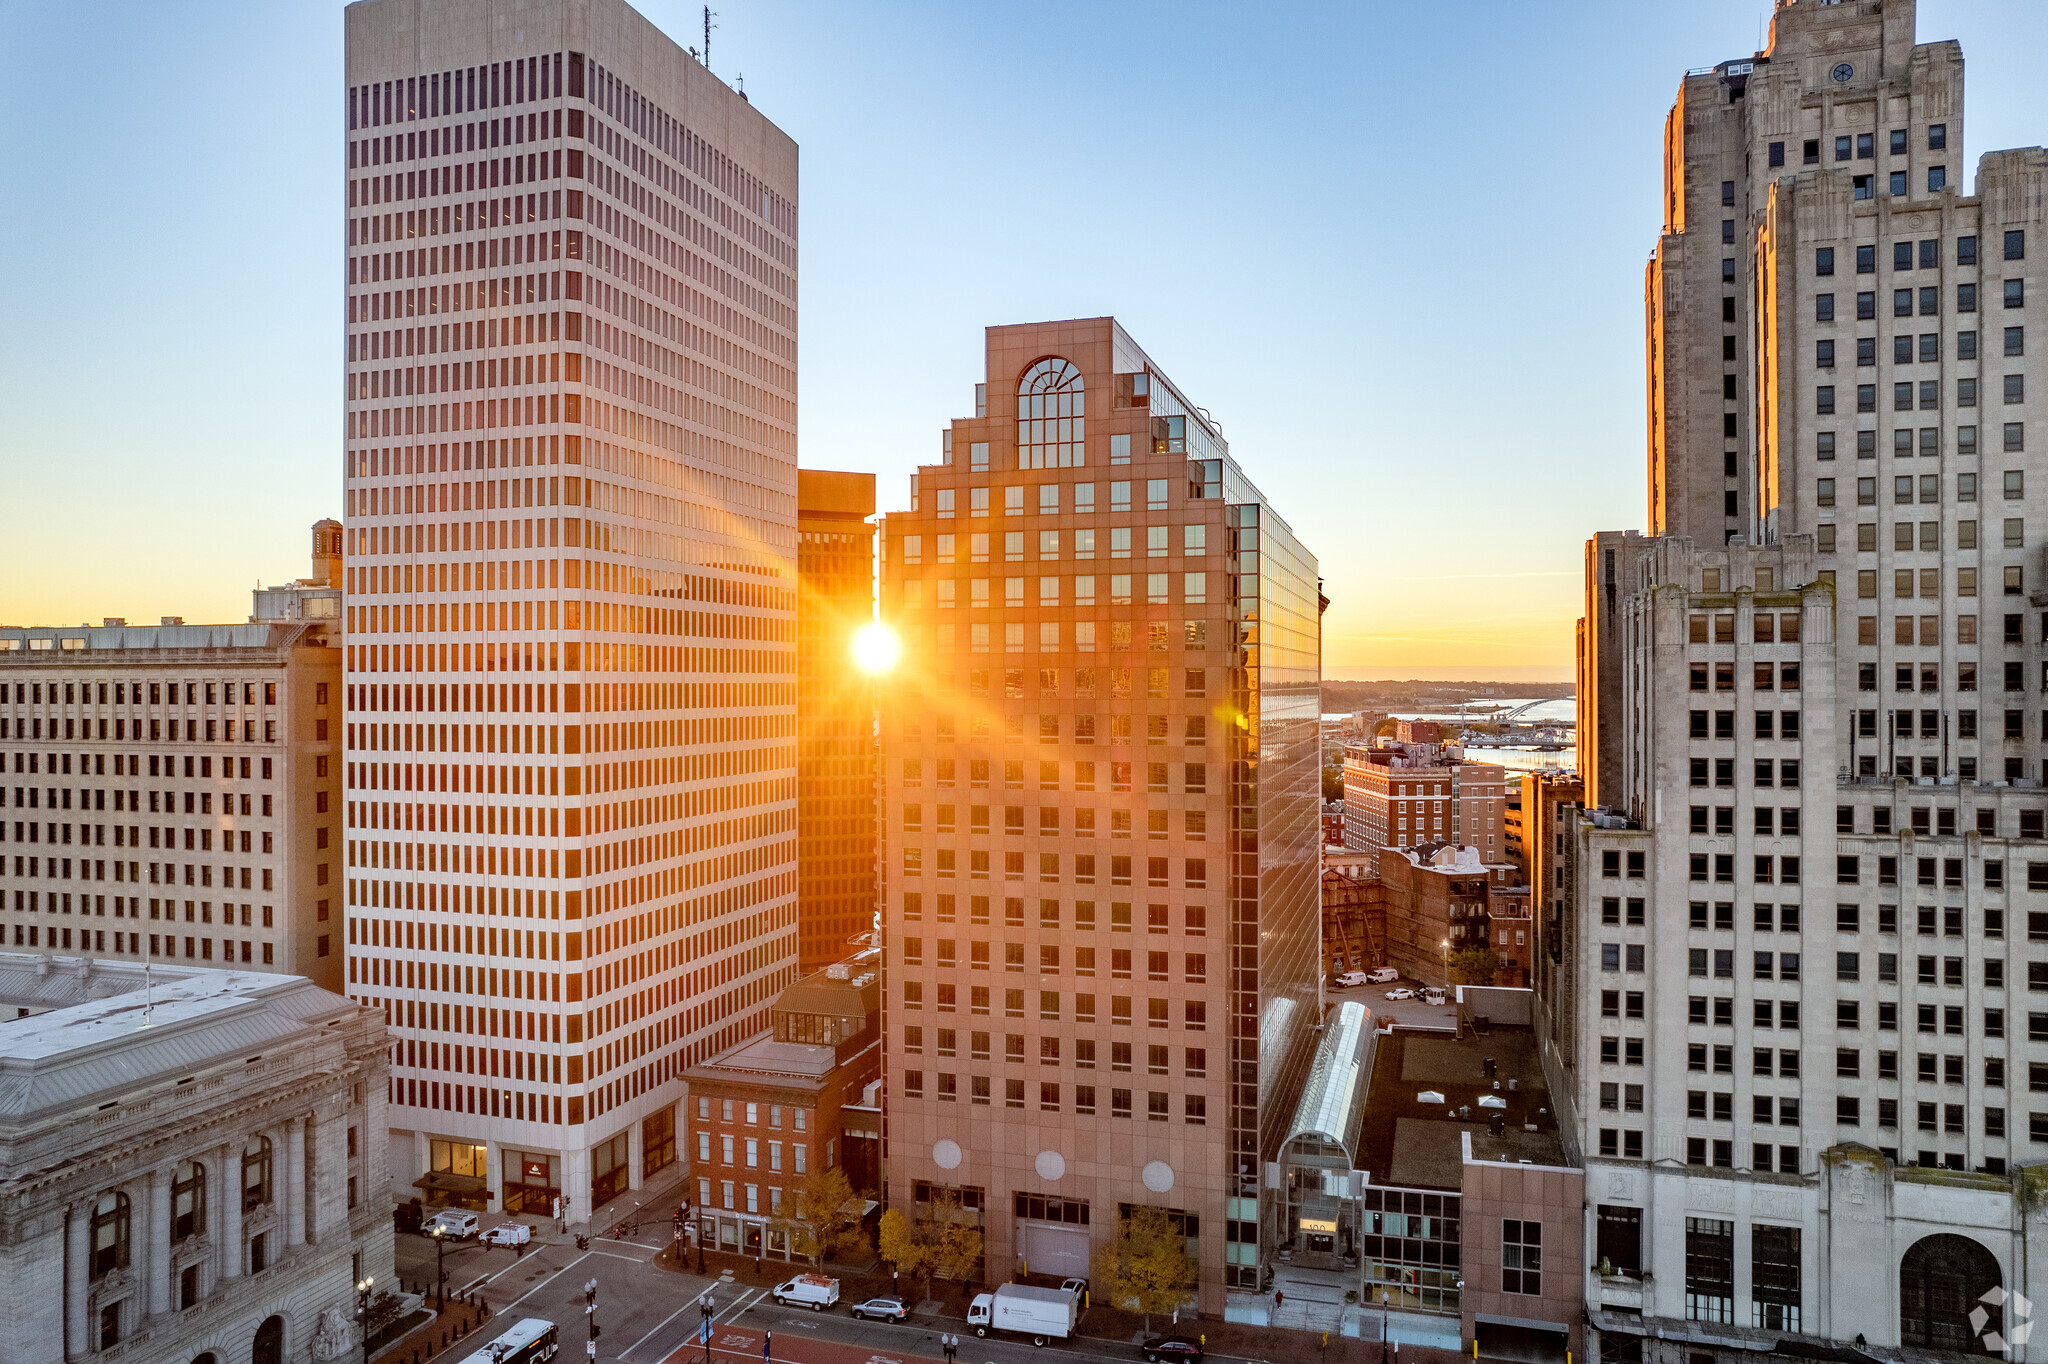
[452,1317,560,1364]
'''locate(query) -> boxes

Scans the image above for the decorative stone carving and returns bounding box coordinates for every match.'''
[312,1305,357,1360]
[1687,1178,1733,1212]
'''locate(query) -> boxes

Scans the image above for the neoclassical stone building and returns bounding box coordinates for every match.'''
[0,955,393,1363]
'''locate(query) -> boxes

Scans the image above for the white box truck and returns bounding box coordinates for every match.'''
[967,1283,1078,1346]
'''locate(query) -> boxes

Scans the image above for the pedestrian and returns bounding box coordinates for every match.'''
[1275,1290,1284,1310]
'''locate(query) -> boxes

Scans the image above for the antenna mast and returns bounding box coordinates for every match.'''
[703,6,717,71]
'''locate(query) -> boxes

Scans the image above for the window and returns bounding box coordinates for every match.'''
[1502,1220,1542,1296]
[172,1161,206,1242]
[1686,1218,1735,1323]
[243,1136,274,1209]
[1816,248,1836,276]
[90,1191,131,1279]
[1017,358,1085,469]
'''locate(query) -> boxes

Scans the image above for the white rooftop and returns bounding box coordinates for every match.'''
[0,957,356,1124]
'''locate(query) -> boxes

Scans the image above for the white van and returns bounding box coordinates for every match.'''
[425,1209,480,1239]
[773,1274,841,1310]
[1365,968,1400,984]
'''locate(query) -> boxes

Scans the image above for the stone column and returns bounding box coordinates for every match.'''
[220,1146,244,1279]
[64,1202,88,1359]
[285,1117,307,1246]
[147,1167,172,1317]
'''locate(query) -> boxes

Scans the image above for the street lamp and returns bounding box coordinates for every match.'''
[430,1226,447,1309]
[355,1275,375,1364]
[699,1291,716,1364]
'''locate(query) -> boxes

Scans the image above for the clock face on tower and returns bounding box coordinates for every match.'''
[1832,62,1855,82]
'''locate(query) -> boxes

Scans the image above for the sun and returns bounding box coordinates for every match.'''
[850,621,901,675]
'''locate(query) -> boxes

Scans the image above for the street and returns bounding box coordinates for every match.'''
[390,1227,1242,1364]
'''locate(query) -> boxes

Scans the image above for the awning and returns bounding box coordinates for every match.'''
[414,1170,487,1195]
[1475,1313,1568,1334]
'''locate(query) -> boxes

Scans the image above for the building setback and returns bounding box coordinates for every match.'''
[341,0,799,1221]
[877,318,1322,1310]
[1568,0,2048,1357]
[797,470,877,974]
[0,527,344,990]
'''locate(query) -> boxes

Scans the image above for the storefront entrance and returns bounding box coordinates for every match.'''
[502,1152,559,1216]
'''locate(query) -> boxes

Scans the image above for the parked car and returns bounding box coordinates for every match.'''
[773,1274,841,1310]
[1141,1337,1204,1363]
[1366,967,1400,983]
[394,1198,424,1234]
[1059,1277,1089,1299]
[1333,971,1369,988]
[482,1222,533,1247]
[849,1296,909,1323]
[1384,988,1417,1001]
[424,1209,480,1239]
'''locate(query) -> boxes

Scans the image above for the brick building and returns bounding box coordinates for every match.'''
[683,950,881,1259]
[1376,843,1524,989]
[1342,743,1508,864]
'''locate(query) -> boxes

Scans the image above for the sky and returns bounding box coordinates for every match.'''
[3,1,2045,682]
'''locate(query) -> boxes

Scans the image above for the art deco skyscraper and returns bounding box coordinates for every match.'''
[1569,0,2048,1354]
[342,0,798,1218]
[877,319,1322,1311]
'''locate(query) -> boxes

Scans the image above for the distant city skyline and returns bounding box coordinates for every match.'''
[5,0,2048,680]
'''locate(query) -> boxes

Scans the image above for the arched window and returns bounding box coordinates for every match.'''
[1901,1233,2003,1353]
[1017,359,1085,469]
[242,1137,273,1211]
[252,1316,285,1364]
[89,1191,130,1279]
[173,1160,206,1241]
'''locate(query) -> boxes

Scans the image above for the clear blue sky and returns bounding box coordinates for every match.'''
[4,1,2043,679]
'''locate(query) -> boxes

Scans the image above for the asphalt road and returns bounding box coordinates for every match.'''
[391,1227,1227,1364]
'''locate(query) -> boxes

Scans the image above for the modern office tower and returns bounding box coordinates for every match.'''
[0,526,343,990]
[342,0,798,1221]
[1570,0,2048,1355]
[797,470,877,974]
[877,319,1321,1310]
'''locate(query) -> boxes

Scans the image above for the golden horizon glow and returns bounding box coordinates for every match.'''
[850,620,901,675]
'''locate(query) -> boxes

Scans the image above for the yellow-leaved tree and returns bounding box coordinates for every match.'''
[775,1166,862,1266]
[1090,1206,1198,1331]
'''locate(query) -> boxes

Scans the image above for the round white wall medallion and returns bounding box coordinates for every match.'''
[1035,1150,1066,1181]
[933,1139,962,1170]
[1141,1160,1175,1193]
